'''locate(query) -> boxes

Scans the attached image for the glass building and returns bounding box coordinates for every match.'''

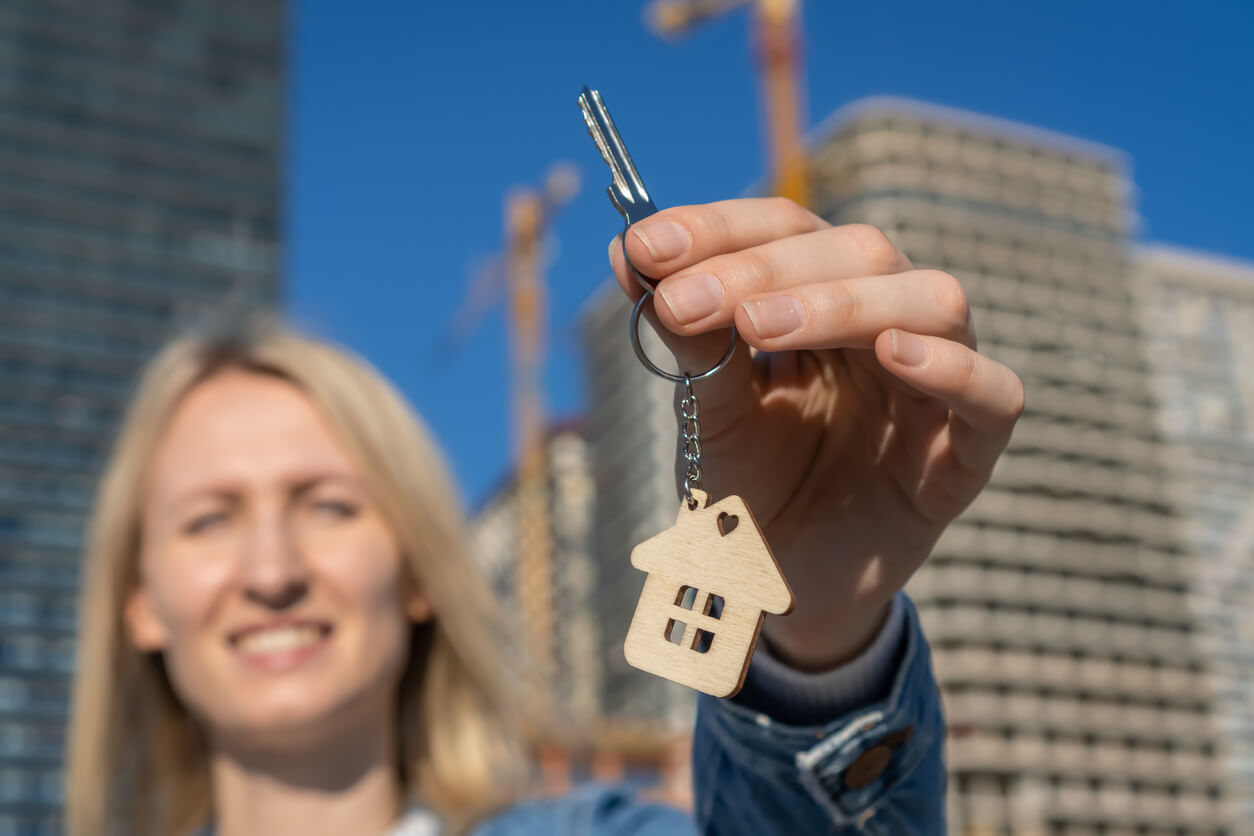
[1135,245,1254,827]
[0,1,282,832]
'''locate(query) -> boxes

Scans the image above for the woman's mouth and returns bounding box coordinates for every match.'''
[229,621,333,671]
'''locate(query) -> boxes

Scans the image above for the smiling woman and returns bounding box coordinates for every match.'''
[66,317,524,836]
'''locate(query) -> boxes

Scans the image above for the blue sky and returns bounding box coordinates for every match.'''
[286,1,1253,507]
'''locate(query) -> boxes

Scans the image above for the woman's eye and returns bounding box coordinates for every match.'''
[184,511,227,534]
[313,500,358,518]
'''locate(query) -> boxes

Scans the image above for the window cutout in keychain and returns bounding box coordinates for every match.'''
[624,489,794,698]
[665,618,687,645]
[664,620,714,654]
[667,590,723,652]
[703,594,725,619]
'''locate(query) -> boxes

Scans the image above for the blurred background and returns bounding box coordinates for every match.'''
[1,0,1252,833]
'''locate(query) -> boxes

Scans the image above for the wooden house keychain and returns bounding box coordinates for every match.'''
[578,87,795,698]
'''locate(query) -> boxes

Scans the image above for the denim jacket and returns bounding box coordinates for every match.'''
[469,594,945,836]
[204,596,944,836]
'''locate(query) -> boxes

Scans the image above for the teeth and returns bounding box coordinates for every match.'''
[237,625,323,655]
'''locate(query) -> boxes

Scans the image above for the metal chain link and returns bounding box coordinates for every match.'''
[680,374,703,509]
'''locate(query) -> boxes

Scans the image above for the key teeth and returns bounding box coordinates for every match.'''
[579,105,596,132]
[584,128,618,180]
[578,85,656,224]
[579,92,626,201]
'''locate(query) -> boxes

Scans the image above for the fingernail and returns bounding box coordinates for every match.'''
[607,235,619,265]
[632,220,690,262]
[891,330,930,366]
[743,296,804,339]
[658,274,724,324]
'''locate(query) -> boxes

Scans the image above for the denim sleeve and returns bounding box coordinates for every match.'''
[691,594,946,836]
[470,782,697,836]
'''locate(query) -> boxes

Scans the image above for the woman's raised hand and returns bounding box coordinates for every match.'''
[609,198,1025,672]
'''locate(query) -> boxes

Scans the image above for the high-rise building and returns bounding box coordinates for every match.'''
[469,422,695,806]
[808,98,1233,834]
[580,283,696,729]
[0,2,283,832]
[469,423,603,728]
[474,426,702,812]
[1134,245,1254,827]
[581,97,1245,831]
[578,98,1251,831]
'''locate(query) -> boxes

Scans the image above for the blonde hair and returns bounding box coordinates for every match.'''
[65,317,523,836]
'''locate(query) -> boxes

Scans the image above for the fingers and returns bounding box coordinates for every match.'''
[612,221,918,332]
[874,329,1025,474]
[620,197,830,282]
[734,270,976,351]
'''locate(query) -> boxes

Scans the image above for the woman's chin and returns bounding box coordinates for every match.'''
[206,688,378,752]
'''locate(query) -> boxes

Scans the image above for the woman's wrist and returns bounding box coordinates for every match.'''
[736,595,908,725]
[762,597,895,673]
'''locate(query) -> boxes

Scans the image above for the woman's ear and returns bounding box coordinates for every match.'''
[401,571,433,624]
[124,587,170,652]
[404,589,433,624]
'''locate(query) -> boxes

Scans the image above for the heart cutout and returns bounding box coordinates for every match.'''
[716,511,739,537]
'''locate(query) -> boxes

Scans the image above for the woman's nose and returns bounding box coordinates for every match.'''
[240,516,309,610]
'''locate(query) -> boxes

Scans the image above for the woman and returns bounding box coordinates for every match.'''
[65,199,1024,836]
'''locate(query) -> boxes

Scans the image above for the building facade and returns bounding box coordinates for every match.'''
[470,421,693,808]
[807,98,1233,834]
[1134,245,1254,827]
[579,283,697,730]
[577,98,1254,832]
[0,1,282,832]
[469,424,603,730]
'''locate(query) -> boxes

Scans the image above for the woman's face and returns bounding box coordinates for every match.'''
[127,370,430,749]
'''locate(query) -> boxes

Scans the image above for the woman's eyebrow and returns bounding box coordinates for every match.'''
[166,485,240,513]
[165,472,360,512]
[290,472,362,494]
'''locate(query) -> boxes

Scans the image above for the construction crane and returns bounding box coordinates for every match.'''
[445,164,579,724]
[646,0,809,207]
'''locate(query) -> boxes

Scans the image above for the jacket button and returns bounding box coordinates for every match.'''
[878,725,914,748]
[844,745,892,789]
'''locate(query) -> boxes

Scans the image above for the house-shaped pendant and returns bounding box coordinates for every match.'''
[623,489,795,698]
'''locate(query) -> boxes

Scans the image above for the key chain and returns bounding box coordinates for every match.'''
[578,87,794,698]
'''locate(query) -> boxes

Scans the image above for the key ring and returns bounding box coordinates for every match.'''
[620,233,656,294]
[629,289,738,383]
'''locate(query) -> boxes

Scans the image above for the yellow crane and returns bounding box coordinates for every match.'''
[445,164,578,725]
[646,0,809,207]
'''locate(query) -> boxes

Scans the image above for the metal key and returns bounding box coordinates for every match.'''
[578,86,660,291]
[577,85,740,383]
